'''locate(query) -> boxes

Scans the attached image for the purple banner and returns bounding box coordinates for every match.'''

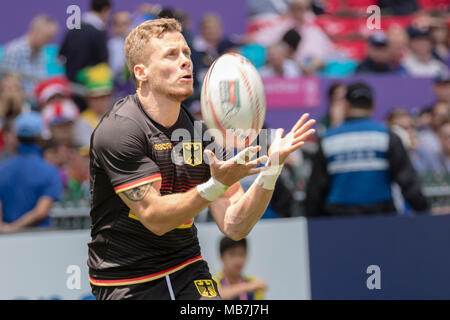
[264,75,436,132]
[0,0,246,45]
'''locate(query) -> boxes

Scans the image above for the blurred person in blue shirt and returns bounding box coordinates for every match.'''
[305,82,429,217]
[0,112,62,232]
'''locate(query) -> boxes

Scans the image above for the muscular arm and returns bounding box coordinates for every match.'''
[209,181,273,241]
[118,179,212,236]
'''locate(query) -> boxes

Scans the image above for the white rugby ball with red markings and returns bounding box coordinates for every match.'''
[200,52,266,150]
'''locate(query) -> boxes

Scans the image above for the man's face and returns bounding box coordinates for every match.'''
[202,19,223,46]
[33,23,58,50]
[290,2,307,24]
[221,246,247,278]
[432,102,450,130]
[267,44,288,69]
[368,45,389,64]
[434,82,450,103]
[409,38,432,58]
[143,32,194,102]
[113,12,131,38]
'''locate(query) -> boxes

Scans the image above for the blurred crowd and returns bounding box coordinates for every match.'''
[0,0,449,231]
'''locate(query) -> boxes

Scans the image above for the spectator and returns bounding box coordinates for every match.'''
[34,77,71,109]
[213,237,266,300]
[41,99,80,146]
[0,120,18,162]
[387,26,409,72]
[387,108,421,214]
[59,0,111,82]
[281,0,334,74]
[193,13,237,83]
[0,73,31,125]
[416,107,433,131]
[305,82,429,217]
[430,19,450,67]
[433,72,450,105]
[403,26,448,77]
[62,145,90,206]
[417,101,450,154]
[259,42,301,78]
[42,139,73,194]
[0,15,58,95]
[0,112,62,232]
[108,11,132,78]
[318,82,347,136]
[74,63,113,147]
[387,108,418,151]
[414,120,450,176]
[356,32,405,74]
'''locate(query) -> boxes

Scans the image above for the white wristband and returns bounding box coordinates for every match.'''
[254,163,284,190]
[197,177,229,201]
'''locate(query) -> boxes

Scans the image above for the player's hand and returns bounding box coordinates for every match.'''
[205,146,268,186]
[268,113,315,166]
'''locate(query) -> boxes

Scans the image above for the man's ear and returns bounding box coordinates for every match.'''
[134,64,149,83]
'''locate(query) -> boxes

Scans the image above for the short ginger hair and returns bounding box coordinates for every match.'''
[124,18,182,86]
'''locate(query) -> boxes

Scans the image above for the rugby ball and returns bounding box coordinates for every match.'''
[200,53,266,150]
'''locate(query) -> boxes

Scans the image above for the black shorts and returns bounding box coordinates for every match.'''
[91,260,221,300]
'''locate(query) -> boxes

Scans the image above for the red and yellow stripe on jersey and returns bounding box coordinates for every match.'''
[89,255,203,286]
[114,173,162,194]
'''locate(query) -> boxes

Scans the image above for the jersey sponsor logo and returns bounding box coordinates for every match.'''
[194,279,217,298]
[154,142,173,151]
[220,80,241,120]
[182,142,202,166]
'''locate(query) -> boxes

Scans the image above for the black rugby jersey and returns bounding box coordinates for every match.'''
[88,94,215,286]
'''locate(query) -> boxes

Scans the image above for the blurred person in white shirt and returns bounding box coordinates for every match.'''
[259,42,301,78]
[108,11,132,78]
[403,26,448,77]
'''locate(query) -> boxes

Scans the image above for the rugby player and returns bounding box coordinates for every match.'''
[88,18,315,300]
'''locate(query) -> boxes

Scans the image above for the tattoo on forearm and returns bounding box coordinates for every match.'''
[124,183,152,202]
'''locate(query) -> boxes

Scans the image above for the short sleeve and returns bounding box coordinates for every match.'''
[92,116,161,194]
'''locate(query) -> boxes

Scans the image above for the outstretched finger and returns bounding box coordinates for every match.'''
[246,155,269,168]
[292,128,316,145]
[293,119,316,138]
[247,166,269,175]
[204,149,218,165]
[291,113,310,133]
[234,145,261,164]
